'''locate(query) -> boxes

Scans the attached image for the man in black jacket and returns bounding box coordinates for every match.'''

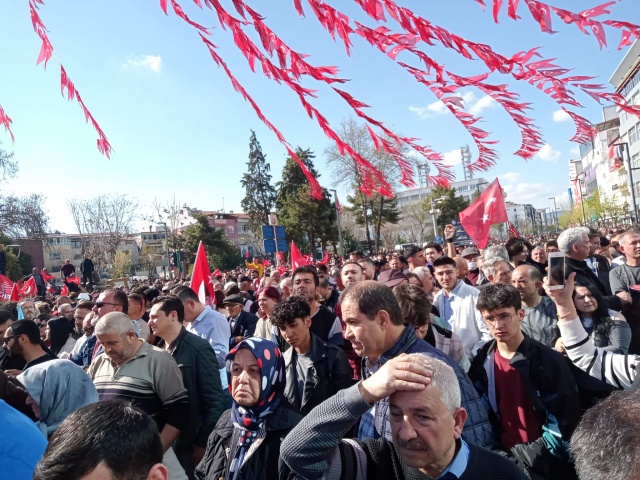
[271,296,353,415]
[281,353,527,480]
[149,295,229,480]
[224,294,257,348]
[468,283,580,480]
[558,227,624,312]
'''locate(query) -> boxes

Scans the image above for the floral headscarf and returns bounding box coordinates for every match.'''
[225,338,285,480]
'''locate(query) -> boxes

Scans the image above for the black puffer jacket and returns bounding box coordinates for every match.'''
[194,401,302,480]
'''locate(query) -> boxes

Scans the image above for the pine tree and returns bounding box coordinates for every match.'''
[276,148,337,255]
[240,131,277,235]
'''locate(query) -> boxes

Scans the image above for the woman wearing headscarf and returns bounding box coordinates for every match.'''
[254,287,286,350]
[46,317,76,357]
[18,359,99,438]
[195,338,301,480]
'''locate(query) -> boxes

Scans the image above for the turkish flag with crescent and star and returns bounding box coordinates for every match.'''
[459,178,508,249]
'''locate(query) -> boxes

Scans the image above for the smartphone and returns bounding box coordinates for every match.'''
[548,252,565,290]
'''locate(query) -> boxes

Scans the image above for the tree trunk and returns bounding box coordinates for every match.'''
[374,196,385,252]
[359,190,373,254]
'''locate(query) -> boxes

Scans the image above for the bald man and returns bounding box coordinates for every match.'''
[511,265,558,347]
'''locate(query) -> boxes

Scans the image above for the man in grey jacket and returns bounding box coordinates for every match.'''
[282,353,525,480]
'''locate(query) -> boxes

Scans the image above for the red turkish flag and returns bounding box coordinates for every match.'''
[336,196,342,214]
[459,178,508,249]
[191,241,215,305]
[60,284,69,296]
[41,270,56,282]
[66,276,81,285]
[20,277,37,297]
[290,241,309,270]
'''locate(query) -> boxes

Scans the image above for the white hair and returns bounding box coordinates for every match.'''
[557,227,589,254]
[95,312,134,337]
[482,245,509,263]
[404,353,460,414]
[480,257,508,278]
[58,303,73,312]
[412,266,433,282]
[279,278,292,289]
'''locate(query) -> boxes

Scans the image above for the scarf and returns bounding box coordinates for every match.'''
[18,359,99,437]
[226,338,285,480]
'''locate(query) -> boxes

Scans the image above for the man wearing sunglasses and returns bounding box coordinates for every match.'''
[3,320,56,375]
[468,283,580,480]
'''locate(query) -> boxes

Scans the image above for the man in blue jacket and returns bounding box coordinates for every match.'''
[341,280,494,448]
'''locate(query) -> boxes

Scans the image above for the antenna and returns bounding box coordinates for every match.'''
[461,145,473,181]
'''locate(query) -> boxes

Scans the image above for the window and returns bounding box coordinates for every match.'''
[49,252,61,260]
[632,153,640,170]
[227,226,235,234]
[630,125,638,145]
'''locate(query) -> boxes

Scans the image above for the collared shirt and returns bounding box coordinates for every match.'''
[185,305,230,368]
[358,326,418,441]
[441,280,464,329]
[438,439,470,479]
[585,256,598,275]
[89,341,190,431]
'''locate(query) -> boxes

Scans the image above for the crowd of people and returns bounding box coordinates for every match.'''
[2,224,640,479]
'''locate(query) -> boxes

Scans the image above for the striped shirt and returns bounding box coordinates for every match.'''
[88,341,190,430]
[559,317,639,390]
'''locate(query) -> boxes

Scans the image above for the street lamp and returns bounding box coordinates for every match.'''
[429,196,447,239]
[329,189,344,258]
[548,197,559,230]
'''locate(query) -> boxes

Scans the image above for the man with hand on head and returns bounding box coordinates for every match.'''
[281,353,526,480]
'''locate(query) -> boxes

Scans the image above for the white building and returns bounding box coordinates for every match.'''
[609,40,640,217]
[395,177,489,208]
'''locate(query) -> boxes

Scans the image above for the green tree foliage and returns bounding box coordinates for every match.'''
[558,188,625,228]
[240,131,277,235]
[0,233,33,280]
[425,186,470,232]
[110,250,132,278]
[275,148,337,255]
[177,215,244,271]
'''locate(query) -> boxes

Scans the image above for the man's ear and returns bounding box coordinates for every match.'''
[147,463,169,480]
[377,309,391,329]
[452,407,467,439]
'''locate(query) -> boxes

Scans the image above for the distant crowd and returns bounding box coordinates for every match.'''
[2,223,640,479]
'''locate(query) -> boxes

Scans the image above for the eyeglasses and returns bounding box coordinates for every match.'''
[2,335,19,345]
[483,312,517,326]
[95,301,120,309]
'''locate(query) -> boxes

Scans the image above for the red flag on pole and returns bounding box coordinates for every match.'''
[336,196,342,214]
[60,284,69,296]
[290,241,309,270]
[0,274,14,301]
[66,276,81,284]
[191,241,215,305]
[508,222,521,238]
[459,178,508,249]
[10,281,20,302]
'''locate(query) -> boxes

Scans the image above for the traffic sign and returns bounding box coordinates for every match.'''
[263,239,288,253]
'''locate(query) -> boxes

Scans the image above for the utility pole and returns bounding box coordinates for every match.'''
[329,189,344,258]
[548,197,559,230]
